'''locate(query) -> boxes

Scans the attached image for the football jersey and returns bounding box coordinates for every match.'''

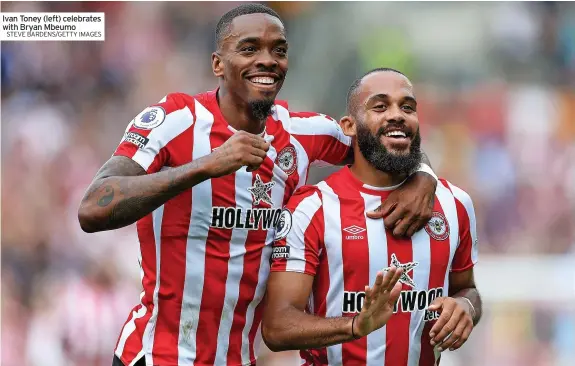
[271,166,478,366]
[112,89,351,366]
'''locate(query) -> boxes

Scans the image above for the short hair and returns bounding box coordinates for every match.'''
[346,67,407,115]
[215,3,283,49]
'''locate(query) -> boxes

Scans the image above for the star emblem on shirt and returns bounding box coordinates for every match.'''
[383,253,419,288]
[248,174,275,206]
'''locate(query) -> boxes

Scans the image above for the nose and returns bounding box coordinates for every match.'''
[386,104,405,124]
[255,50,278,69]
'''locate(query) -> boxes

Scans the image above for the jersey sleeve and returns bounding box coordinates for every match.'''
[270,185,324,276]
[113,92,195,174]
[288,112,351,167]
[449,183,479,272]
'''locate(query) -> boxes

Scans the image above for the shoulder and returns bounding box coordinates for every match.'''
[438,178,475,215]
[285,185,324,213]
[131,92,197,131]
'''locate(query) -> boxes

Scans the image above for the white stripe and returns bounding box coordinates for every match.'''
[448,183,479,264]
[284,192,323,273]
[177,100,214,365]
[242,145,290,364]
[214,168,252,364]
[317,181,343,366]
[132,106,195,171]
[361,192,388,366]
[435,184,460,293]
[142,205,165,364]
[291,135,310,189]
[289,114,351,146]
[407,230,431,366]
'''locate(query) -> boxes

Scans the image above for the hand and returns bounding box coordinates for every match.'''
[366,171,436,237]
[428,297,474,352]
[352,267,403,338]
[207,131,270,178]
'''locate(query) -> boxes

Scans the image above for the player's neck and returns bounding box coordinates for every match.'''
[350,148,408,188]
[217,87,266,135]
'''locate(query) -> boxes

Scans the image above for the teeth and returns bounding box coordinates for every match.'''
[250,77,275,85]
[385,131,406,138]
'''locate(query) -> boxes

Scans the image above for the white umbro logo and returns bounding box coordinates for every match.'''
[343,225,366,235]
[343,225,366,240]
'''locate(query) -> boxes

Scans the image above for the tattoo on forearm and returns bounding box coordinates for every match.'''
[97,186,115,207]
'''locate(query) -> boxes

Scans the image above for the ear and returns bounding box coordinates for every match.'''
[212,52,224,78]
[339,115,357,137]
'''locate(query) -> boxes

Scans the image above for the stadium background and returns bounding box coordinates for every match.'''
[1,1,574,365]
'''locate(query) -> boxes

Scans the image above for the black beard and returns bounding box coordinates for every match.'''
[248,99,275,122]
[356,123,422,176]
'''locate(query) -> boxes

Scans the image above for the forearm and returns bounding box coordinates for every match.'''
[79,158,210,232]
[263,307,356,352]
[451,287,482,325]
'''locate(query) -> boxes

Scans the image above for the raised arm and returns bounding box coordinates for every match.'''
[262,268,402,351]
[79,130,269,232]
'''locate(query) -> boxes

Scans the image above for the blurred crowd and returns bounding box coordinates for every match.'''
[2,1,574,365]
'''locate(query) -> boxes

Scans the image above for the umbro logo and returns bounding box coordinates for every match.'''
[343,225,366,235]
[343,225,366,240]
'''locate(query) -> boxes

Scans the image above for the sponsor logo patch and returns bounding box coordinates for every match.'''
[133,106,166,129]
[124,131,149,149]
[271,245,290,260]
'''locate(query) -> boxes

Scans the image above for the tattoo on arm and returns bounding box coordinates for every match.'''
[80,156,209,232]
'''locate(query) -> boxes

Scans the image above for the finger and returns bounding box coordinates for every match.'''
[250,146,268,159]
[371,271,385,298]
[246,156,264,172]
[380,268,397,288]
[433,308,462,345]
[250,135,268,150]
[427,297,445,311]
[438,317,467,351]
[405,219,423,237]
[392,216,414,237]
[449,320,472,351]
[363,285,373,311]
[366,201,396,220]
[388,281,402,304]
[429,300,452,340]
[383,206,405,231]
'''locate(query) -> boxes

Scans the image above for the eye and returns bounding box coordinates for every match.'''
[402,105,416,112]
[240,46,257,53]
[274,47,288,56]
[373,104,386,111]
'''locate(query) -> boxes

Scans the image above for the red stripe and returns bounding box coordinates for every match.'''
[385,208,413,366]
[419,198,451,366]
[328,179,369,364]
[304,202,324,275]
[116,212,157,364]
[451,197,473,272]
[195,122,236,365]
[149,121,195,364]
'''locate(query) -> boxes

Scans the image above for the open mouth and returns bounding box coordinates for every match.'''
[246,75,280,89]
[380,129,411,148]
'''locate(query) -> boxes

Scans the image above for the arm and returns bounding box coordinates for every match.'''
[78,155,209,232]
[261,271,356,351]
[78,130,270,233]
[262,268,403,352]
[449,268,482,326]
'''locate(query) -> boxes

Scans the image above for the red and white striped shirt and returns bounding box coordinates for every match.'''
[111,89,351,366]
[271,167,478,366]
